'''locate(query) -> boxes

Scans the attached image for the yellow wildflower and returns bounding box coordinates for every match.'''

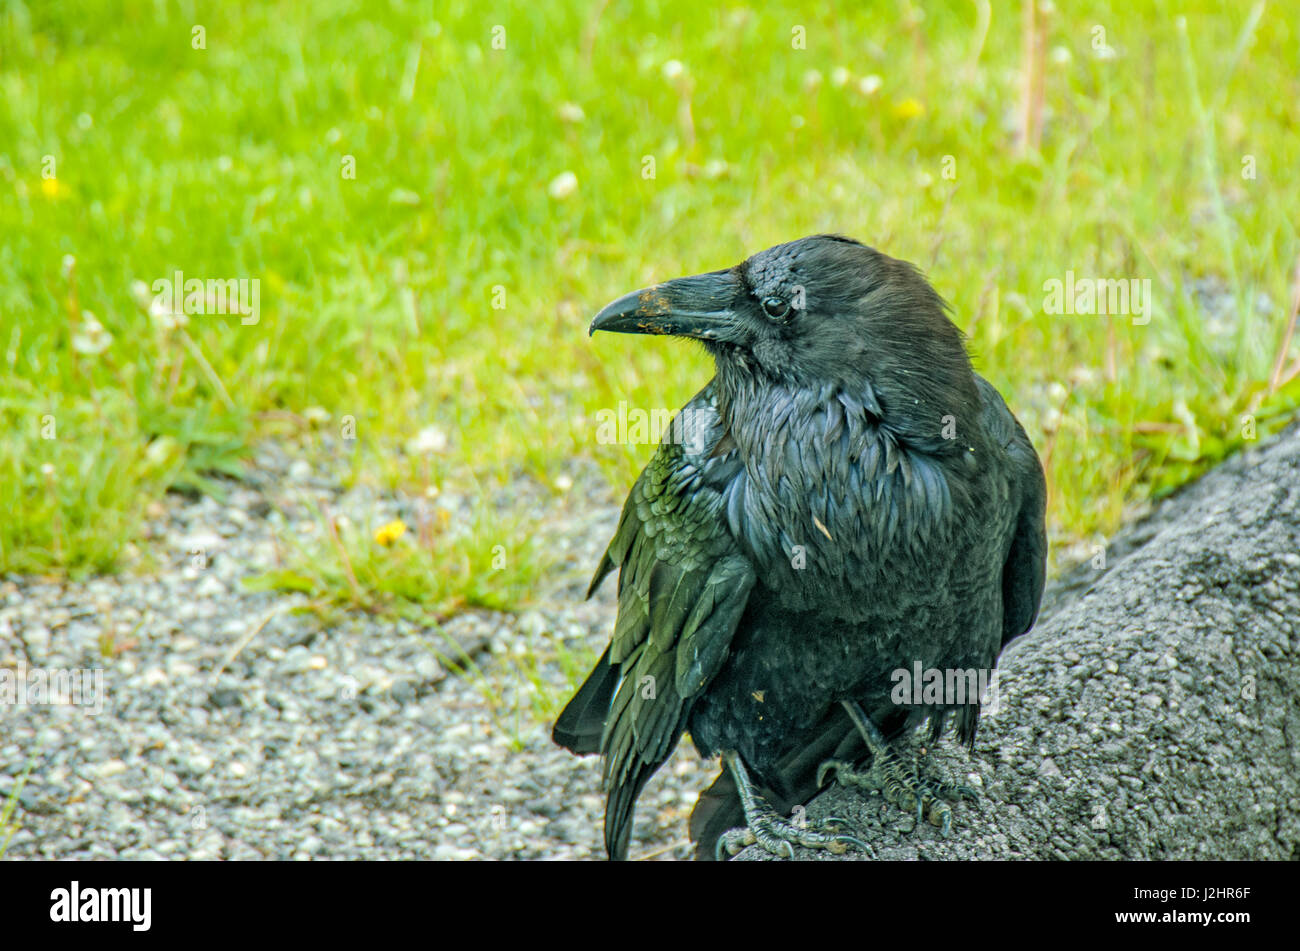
[891,98,926,120]
[374,519,407,546]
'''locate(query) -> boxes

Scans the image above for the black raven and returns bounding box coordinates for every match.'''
[554,235,1047,860]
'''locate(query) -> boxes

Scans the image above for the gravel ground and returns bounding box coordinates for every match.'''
[0,445,719,860]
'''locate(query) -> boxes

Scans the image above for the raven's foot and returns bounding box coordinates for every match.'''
[714,804,864,860]
[717,750,868,859]
[817,750,978,834]
[833,700,979,834]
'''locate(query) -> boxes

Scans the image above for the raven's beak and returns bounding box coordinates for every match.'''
[589,270,741,341]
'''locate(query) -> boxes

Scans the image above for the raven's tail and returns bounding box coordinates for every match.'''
[687,763,744,861]
[552,645,617,754]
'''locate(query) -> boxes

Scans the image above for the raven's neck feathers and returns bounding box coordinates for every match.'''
[708,354,986,613]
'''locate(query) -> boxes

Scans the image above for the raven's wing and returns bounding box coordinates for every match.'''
[975,375,1048,648]
[553,381,755,860]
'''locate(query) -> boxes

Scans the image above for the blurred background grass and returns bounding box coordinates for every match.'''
[1,0,1298,610]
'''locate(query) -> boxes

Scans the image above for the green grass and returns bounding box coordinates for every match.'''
[2,0,1298,607]
[0,742,39,858]
[243,486,541,618]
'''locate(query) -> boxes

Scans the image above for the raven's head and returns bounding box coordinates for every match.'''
[589,235,973,401]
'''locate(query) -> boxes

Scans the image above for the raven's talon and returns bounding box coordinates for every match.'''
[717,806,868,859]
[806,814,871,854]
[928,799,953,834]
[817,758,871,789]
[716,827,758,860]
[819,747,977,835]
[828,833,870,854]
[716,751,871,859]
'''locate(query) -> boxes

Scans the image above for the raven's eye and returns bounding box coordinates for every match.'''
[761,297,790,320]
